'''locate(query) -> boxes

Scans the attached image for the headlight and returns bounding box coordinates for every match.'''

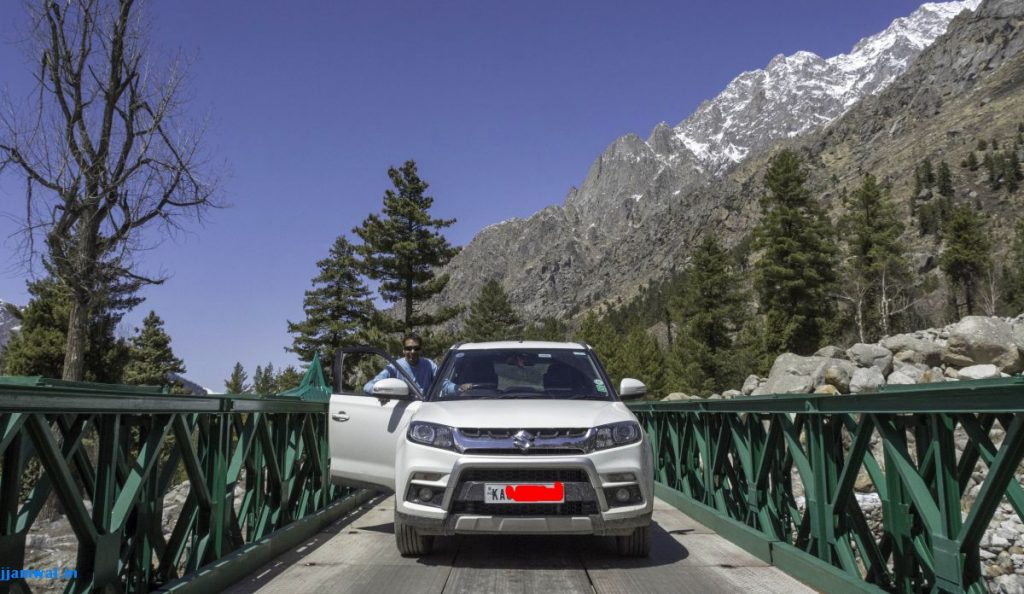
[593,421,642,451]
[407,421,456,451]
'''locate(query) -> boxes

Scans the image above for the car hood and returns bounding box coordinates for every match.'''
[414,399,636,429]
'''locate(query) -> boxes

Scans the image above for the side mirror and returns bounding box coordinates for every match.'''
[371,378,413,399]
[619,378,647,400]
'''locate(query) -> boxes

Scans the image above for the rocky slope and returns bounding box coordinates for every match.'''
[431,0,1023,327]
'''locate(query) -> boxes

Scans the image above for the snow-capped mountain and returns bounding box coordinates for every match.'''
[427,0,1006,324]
[0,300,22,352]
[673,0,981,175]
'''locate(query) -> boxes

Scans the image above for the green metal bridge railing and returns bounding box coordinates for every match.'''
[0,355,373,594]
[628,377,1024,594]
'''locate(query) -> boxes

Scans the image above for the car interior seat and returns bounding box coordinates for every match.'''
[542,361,591,396]
[456,357,498,385]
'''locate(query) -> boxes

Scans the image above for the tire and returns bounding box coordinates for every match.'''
[616,525,650,557]
[395,514,434,557]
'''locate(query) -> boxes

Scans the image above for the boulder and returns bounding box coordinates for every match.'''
[944,366,960,379]
[958,364,1001,380]
[722,389,741,399]
[763,353,824,394]
[919,368,947,384]
[850,367,886,393]
[814,346,846,359]
[763,353,855,394]
[894,361,925,382]
[814,384,841,395]
[846,343,894,375]
[741,374,760,395]
[943,316,1024,373]
[881,334,943,366]
[822,362,853,393]
[1013,321,1024,352]
[886,370,916,385]
[662,393,690,401]
[707,393,723,400]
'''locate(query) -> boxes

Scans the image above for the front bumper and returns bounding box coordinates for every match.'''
[394,438,654,536]
[398,509,652,536]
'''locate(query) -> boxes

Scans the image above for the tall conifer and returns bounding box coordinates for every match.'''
[617,327,665,398]
[224,362,250,394]
[352,161,461,330]
[287,235,374,381]
[940,207,991,317]
[839,174,911,340]
[752,150,837,356]
[464,280,522,341]
[667,236,748,394]
[123,312,185,387]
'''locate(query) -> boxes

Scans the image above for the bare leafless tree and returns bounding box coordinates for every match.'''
[979,265,1002,317]
[0,0,219,380]
[877,265,921,337]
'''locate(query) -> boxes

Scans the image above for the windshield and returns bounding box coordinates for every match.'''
[428,348,614,401]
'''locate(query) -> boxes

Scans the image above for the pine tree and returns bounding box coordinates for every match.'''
[252,363,277,396]
[123,311,185,387]
[576,312,622,383]
[463,280,522,341]
[666,236,748,394]
[937,161,954,198]
[752,150,838,356]
[523,317,568,341]
[839,174,911,340]
[224,362,250,394]
[920,159,935,187]
[352,160,461,330]
[287,235,374,382]
[940,207,992,317]
[1001,218,1024,314]
[1,274,136,382]
[617,327,665,398]
[275,366,303,392]
[1006,150,1022,192]
[964,152,979,171]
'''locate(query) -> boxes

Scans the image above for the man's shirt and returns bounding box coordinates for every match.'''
[363,357,438,395]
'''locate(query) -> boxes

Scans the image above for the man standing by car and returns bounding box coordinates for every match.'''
[363,332,438,395]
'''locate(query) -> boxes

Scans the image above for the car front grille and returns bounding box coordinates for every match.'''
[450,501,599,516]
[459,428,589,439]
[458,468,588,483]
[460,447,586,455]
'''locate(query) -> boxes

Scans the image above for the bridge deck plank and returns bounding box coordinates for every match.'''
[223,495,815,594]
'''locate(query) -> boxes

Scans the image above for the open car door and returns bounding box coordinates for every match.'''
[328,346,424,491]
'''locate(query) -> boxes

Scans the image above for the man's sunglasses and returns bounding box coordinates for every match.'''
[403,345,422,352]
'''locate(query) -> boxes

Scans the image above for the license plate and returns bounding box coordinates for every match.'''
[484,482,565,503]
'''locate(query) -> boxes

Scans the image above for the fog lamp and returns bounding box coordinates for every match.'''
[418,487,434,501]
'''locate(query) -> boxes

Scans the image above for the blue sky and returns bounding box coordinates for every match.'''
[0,1,937,390]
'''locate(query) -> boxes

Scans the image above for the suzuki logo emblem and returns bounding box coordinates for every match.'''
[512,430,535,451]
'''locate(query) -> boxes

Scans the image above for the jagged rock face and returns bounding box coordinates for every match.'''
[672,0,980,176]
[430,0,989,325]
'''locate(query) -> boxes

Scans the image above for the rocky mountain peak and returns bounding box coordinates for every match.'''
[671,0,981,176]
[428,0,1014,328]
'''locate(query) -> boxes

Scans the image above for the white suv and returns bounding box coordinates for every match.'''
[328,341,654,557]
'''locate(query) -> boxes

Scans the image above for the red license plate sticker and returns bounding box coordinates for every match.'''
[484,482,565,503]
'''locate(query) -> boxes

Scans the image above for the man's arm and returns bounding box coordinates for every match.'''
[362,364,396,395]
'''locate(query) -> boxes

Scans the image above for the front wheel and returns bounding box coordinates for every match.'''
[395,514,434,557]
[616,525,650,557]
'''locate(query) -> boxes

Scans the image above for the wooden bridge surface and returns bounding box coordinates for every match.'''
[224,495,815,594]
